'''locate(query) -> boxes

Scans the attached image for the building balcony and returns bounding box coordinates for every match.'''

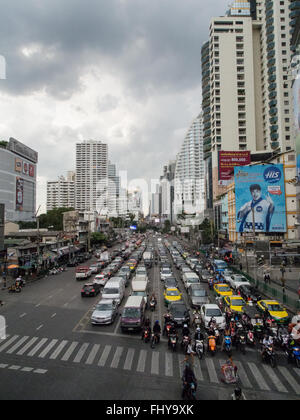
[271,141,280,150]
[270,125,278,133]
[269,107,278,116]
[271,132,279,141]
[269,116,278,125]
[268,74,276,83]
[268,91,277,100]
[269,99,277,108]
[268,82,277,91]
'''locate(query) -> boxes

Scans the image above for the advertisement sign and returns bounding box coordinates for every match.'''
[16,177,24,211]
[29,164,35,177]
[219,151,251,181]
[23,161,29,176]
[15,158,22,173]
[234,164,286,233]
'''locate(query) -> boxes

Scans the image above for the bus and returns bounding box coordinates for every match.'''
[213,259,228,273]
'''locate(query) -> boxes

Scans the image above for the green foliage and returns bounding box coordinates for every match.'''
[199,218,214,244]
[39,207,75,231]
[91,232,107,245]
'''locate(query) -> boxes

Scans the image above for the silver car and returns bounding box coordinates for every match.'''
[91,299,118,325]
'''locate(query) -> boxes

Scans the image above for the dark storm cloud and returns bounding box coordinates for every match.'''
[0,0,226,99]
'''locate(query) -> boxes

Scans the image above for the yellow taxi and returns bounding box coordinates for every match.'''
[257,300,289,325]
[214,283,233,298]
[182,253,189,260]
[127,259,137,271]
[223,295,247,313]
[164,288,182,306]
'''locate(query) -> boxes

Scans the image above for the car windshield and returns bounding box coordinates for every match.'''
[103,288,119,294]
[234,276,247,282]
[132,291,145,296]
[123,308,140,318]
[171,306,186,315]
[268,304,284,312]
[206,308,222,317]
[218,285,231,292]
[192,290,206,297]
[232,298,245,306]
[167,290,180,296]
[188,278,200,283]
[95,303,113,311]
[202,270,210,276]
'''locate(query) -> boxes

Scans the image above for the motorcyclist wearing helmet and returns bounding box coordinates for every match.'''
[168,322,178,347]
[182,323,190,338]
[181,362,197,397]
[261,334,273,358]
[194,327,205,342]
[153,320,161,343]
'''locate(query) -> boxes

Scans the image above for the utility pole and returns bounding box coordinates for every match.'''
[34,205,41,274]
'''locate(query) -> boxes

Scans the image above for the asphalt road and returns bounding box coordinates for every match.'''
[0,237,299,401]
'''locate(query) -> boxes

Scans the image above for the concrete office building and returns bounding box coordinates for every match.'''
[174,114,205,221]
[75,140,108,212]
[46,171,75,211]
[0,138,38,222]
[202,0,295,217]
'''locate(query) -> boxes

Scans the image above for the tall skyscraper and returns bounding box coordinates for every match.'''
[46,171,75,211]
[174,114,205,220]
[202,0,295,211]
[75,140,108,212]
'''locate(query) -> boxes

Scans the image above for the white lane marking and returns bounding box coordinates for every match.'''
[110,346,123,369]
[85,344,100,365]
[247,362,270,391]
[61,342,79,362]
[21,367,34,372]
[49,340,69,360]
[262,365,288,393]
[0,335,19,353]
[51,313,57,318]
[165,352,173,377]
[73,343,89,363]
[19,313,27,318]
[98,345,111,367]
[6,336,29,355]
[277,366,300,395]
[9,365,21,370]
[0,364,8,368]
[206,358,219,384]
[33,369,48,374]
[151,351,159,375]
[36,325,43,331]
[136,350,147,373]
[17,337,39,356]
[123,348,135,371]
[38,339,58,359]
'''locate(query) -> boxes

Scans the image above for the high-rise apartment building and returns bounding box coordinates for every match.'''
[75,140,108,212]
[46,171,75,211]
[174,114,205,220]
[160,160,176,222]
[202,0,295,212]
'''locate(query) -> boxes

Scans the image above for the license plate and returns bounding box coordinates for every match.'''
[128,328,134,331]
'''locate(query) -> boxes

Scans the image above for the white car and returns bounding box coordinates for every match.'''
[160,268,173,281]
[200,304,226,330]
[89,264,99,274]
[227,274,251,290]
[93,274,108,286]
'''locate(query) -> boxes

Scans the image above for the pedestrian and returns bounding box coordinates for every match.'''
[263,272,267,284]
[239,263,243,271]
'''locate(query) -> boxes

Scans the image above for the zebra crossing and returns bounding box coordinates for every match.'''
[0,333,299,395]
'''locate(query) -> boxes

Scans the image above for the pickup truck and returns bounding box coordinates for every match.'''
[75,266,92,280]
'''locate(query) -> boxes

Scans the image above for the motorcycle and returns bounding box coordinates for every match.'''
[193,313,201,329]
[181,335,190,353]
[224,335,232,357]
[285,346,300,369]
[149,299,156,312]
[195,339,204,359]
[237,332,246,355]
[261,345,277,368]
[151,333,160,349]
[246,330,255,346]
[8,285,21,293]
[142,328,151,343]
[169,333,178,352]
[208,335,217,356]
[182,381,197,401]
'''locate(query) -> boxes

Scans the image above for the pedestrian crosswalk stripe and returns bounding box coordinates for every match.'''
[49,340,69,360]
[85,344,100,366]
[151,351,159,375]
[247,362,270,391]
[262,365,288,393]
[165,353,173,377]
[123,348,135,371]
[277,366,300,395]
[136,349,147,373]
[0,335,19,353]
[111,346,123,369]
[27,338,48,357]
[17,337,39,356]
[206,358,219,383]
[74,343,89,364]
[235,361,252,389]
[98,345,111,367]
[194,359,204,381]
[6,336,29,355]
[61,342,79,362]
[38,339,58,359]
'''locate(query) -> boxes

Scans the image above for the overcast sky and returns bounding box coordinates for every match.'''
[0,0,229,213]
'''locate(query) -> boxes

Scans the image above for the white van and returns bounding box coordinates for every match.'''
[182,272,201,290]
[102,278,125,306]
[132,274,148,284]
[131,279,149,308]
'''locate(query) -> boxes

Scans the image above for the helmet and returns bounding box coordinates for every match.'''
[196,327,201,332]
[234,388,242,398]
[155,320,159,325]
[183,324,188,328]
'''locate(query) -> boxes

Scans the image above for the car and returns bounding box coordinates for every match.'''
[93,273,108,286]
[188,285,209,308]
[164,277,178,290]
[183,272,201,289]
[200,269,212,283]
[81,283,101,297]
[223,295,247,313]
[200,304,226,330]
[164,288,182,306]
[256,300,290,325]
[136,266,147,276]
[214,283,233,298]
[169,302,190,327]
[160,267,173,281]
[91,299,118,325]
[89,264,99,274]
[237,284,261,304]
[227,274,251,290]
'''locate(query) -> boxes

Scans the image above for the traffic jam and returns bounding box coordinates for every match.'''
[74,233,300,400]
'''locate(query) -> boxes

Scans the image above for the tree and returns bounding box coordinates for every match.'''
[90,232,107,246]
[199,218,214,245]
[38,207,75,231]
[162,220,171,234]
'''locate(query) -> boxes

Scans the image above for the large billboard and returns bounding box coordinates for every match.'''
[292,68,300,178]
[234,164,286,233]
[218,151,251,181]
